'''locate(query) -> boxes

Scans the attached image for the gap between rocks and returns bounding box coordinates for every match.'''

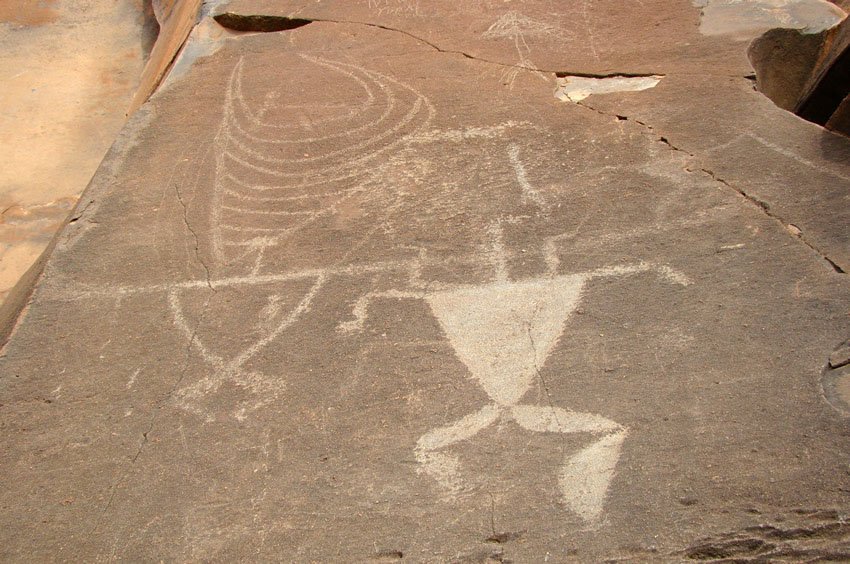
[748,20,850,136]
[209,12,659,78]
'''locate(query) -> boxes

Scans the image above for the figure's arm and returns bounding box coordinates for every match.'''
[584,261,691,287]
[337,288,423,333]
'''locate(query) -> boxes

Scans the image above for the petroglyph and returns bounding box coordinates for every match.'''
[383,263,691,521]
[127,368,140,390]
[408,121,542,143]
[693,0,845,36]
[163,54,434,419]
[212,55,434,271]
[168,275,326,419]
[338,288,423,334]
[338,225,691,520]
[485,222,510,282]
[483,11,561,41]
[730,133,850,183]
[559,429,628,520]
[507,143,547,209]
[367,0,425,17]
[48,48,694,522]
[5,0,850,557]
[482,11,564,86]
[410,263,688,522]
[427,275,587,407]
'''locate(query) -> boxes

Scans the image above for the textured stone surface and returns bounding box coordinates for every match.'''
[748,27,831,112]
[222,0,751,75]
[0,1,849,561]
[128,0,203,115]
[694,0,844,38]
[0,0,153,303]
[798,16,850,132]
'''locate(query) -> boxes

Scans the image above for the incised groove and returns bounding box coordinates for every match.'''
[569,95,846,274]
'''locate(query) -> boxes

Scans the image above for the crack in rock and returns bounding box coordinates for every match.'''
[210,12,660,78]
[173,180,215,290]
[696,166,845,273]
[565,96,846,274]
[679,508,850,561]
[88,288,214,536]
[212,12,311,32]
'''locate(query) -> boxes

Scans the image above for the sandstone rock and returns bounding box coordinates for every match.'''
[1,1,849,560]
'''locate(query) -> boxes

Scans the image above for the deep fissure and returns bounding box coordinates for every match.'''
[212,13,312,32]
[210,12,660,78]
[748,23,850,136]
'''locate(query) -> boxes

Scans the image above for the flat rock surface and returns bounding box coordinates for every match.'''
[1,1,850,561]
[0,0,153,303]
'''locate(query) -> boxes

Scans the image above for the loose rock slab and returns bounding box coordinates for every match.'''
[1,1,849,561]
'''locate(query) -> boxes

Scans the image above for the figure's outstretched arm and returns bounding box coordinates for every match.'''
[584,261,691,287]
[337,249,430,334]
[337,289,422,333]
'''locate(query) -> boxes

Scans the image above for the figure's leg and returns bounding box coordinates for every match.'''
[509,404,621,434]
[559,429,628,523]
[415,404,501,495]
[508,404,627,523]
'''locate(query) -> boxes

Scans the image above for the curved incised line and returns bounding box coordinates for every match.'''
[229,58,398,145]
[221,172,367,195]
[224,96,425,167]
[233,56,376,132]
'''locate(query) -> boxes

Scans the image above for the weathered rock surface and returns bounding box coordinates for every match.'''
[0,0,154,303]
[694,0,844,38]
[0,1,849,561]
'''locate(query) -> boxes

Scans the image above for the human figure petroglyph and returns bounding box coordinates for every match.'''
[344,266,687,521]
[367,0,425,17]
[414,263,688,522]
[579,0,601,60]
[482,11,565,86]
[338,218,691,521]
[53,52,693,524]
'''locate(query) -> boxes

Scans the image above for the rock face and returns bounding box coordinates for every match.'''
[0,0,154,304]
[1,1,850,561]
[799,17,850,132]
[694,0,844,37]
[128,0,204,115]
[749,15,850,136]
